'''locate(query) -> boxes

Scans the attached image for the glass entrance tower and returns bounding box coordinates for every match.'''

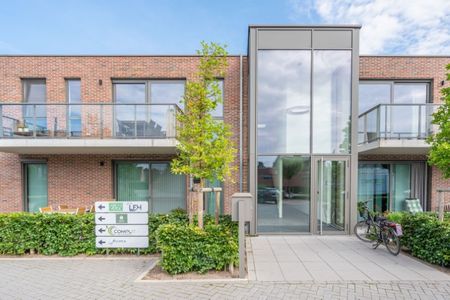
[248,25,360,235]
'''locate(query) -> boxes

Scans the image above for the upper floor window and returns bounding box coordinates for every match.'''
[359,81,429,114]
[67,79,81,136]
[23,79,46,103]
[113,80,185,108]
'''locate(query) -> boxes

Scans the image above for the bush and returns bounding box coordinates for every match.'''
[387,212,450,267]
[156,222,238,274]
[0,209,190,256]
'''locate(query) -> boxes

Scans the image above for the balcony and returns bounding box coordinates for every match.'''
[358,103,439,155]
[0,103,181,154]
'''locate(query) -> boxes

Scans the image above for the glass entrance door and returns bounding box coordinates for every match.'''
[314,157,349,234]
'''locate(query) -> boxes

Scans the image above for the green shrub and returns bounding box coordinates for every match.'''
[156,222,238,274]
[0,209,190,256]
[387,212,450,267]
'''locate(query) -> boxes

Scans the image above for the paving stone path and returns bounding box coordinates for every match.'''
[1,235,449,299]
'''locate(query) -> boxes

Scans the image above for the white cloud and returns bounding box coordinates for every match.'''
[288,0,450,54]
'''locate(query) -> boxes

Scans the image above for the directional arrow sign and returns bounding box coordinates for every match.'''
[95,237,149,248]
[95,225,148,237]
[95,201,148,213]
[95,213,148,225]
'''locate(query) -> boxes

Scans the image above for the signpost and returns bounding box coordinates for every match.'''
[95,201,149,252]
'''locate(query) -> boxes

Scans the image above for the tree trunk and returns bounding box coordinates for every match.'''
[188,190,193,225]
[215,190,221,225]
[195,179,204,229]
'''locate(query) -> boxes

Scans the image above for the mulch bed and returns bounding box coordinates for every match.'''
[143,264,240,280]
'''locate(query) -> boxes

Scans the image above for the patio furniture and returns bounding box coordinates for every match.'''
[76,207,86,215]
[39,206,53,214]
[86,205,94,213]
[57,208,77,215]
[405,198,423,214]
[58,205,68,210]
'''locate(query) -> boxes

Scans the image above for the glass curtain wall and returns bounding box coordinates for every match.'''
[115,161,185,213]
[257,156,311,233]
[256,49,352,233]
[257,50,311,233]
[313,51,352,154]
[25,163,48,212]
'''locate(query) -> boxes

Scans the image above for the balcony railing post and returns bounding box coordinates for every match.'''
[384,104,388,139]
[134,104,137,138]
[33,104,37,138]
[100,104,104,139]
[0,104,3,137]
[376,105,381,141]
[418,104,422,139]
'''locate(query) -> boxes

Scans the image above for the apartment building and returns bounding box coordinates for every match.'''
[0,25,448,235]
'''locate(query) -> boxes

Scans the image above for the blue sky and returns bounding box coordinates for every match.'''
[0,0,449,55]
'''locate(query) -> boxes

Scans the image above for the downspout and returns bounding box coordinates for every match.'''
[239,55,243,192]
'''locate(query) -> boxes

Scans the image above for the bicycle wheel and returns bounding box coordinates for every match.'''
[382,227,401,256]
[354,220,376,242]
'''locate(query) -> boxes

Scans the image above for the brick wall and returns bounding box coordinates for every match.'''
[359,56,450,210]
[0,55,248,213]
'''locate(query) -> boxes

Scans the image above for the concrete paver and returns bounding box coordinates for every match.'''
[0,235,449,299]
[248,235,450,283]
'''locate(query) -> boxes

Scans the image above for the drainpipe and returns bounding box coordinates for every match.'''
[239,55,243,192]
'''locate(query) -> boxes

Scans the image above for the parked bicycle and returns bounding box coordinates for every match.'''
[354,201,402,256]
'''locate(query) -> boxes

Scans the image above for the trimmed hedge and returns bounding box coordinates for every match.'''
[0,209,238,271]
[156,222,238,274]
[0,210,189,256]
[387,212,450,267]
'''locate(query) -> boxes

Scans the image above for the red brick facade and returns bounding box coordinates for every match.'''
[0,55,248,213]
[359,55,450,210]
[0,55,448,213]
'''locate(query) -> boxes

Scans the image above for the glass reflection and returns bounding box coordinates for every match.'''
[257,156,310,233]
[151,82,185,109]
[257,50,311,154]
[359,83,391,113]
[313,51,351,154]
[114,83,146,137]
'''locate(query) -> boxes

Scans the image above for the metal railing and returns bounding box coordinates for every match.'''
[358,103,440,144]
[0,103,182,139]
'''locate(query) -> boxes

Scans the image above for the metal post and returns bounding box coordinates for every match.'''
[376,105,380,140]
[238,200,245,279]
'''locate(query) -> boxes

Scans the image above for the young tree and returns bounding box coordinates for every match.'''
[171,42,237,228]
[427,64,450,179]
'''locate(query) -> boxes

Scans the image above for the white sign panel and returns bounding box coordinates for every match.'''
[95,201,148,213]
[96,237,149,248]
[95,213,148,225]
[95,225,148,237]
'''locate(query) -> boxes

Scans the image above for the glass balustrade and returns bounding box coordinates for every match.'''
[0,103,181,139]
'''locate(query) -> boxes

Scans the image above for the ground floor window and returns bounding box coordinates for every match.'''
[115,161,186,213]
[358,161,426,213]
[24,163,48,212]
